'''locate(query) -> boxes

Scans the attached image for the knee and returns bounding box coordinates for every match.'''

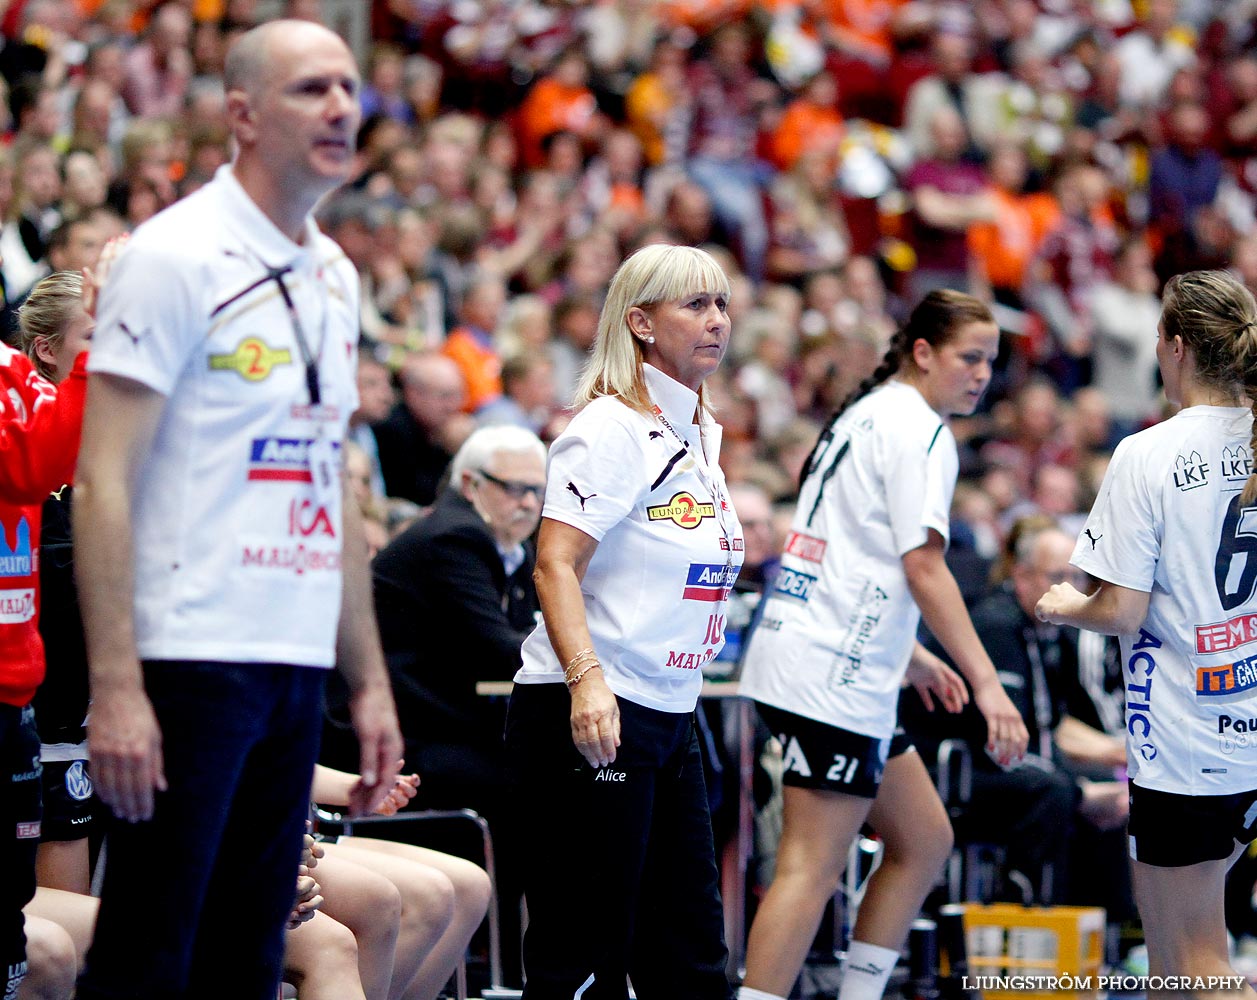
[447,859,492,923]
[398,867,456,936]
[21,921,78,999]
[883,813,954,876]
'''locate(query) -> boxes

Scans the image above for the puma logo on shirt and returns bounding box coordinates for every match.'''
[1084,529,1102,549]
[566,482,596,510]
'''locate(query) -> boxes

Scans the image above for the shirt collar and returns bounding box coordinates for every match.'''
[216,163,320,267]
[499,542,526,577]
[643,363,701,428]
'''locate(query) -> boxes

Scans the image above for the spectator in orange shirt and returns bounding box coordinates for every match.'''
[770,69,845,172]
[969,143,1059,309]
[442,273,507,413]
[625,38,689,167]
[516,47,602,168]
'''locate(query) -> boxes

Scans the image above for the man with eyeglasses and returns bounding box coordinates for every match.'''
[367,425,544,986]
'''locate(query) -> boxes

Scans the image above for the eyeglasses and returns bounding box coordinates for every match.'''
[479,469,545,501]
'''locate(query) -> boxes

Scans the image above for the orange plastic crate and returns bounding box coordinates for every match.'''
[960,904,1106,1000]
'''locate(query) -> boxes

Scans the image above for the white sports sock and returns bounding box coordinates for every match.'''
[838,940,900,1000]
[737,988,788,1000]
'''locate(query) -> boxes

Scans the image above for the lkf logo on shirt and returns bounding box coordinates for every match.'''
[1222,445,1253,483]
[209,337,293,381]
[1173,451,1210,491]
[0,518,32,577]
[1196,654,1257,700]
[247,438,339,482]
[682,563,737,602]
[647,491,715,528]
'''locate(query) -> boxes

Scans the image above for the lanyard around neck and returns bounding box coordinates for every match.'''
[652,403,736,561]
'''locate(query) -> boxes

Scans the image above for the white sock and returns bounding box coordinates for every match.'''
[737,988,788,1000]
[838,940,900,1000]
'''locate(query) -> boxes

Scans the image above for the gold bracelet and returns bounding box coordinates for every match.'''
[565,662,601,690]
[566,647,596,670]
[564,650,599,682]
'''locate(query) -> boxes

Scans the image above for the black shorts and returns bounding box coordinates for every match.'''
[40,758,98,842]
[1128,783,1257,867]
[756,703,914,799]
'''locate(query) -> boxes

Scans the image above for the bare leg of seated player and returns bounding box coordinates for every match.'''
[290,851,401,1000]
[35,840,91,896]
[23,886,99,989]
[284,911,369,1000]
[16,914,79,1000]
[328,839,491,1000]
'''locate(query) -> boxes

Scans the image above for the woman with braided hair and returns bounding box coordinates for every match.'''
[1038,270,1257,996]
[738,289,1027,1000]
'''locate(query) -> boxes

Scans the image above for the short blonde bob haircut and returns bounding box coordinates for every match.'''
[574,243,731,417]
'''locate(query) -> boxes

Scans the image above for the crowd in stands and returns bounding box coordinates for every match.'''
[8,0,1257,988]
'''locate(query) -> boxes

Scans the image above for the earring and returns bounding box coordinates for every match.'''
[644,335,655,344]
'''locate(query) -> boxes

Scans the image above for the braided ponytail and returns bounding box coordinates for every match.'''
[799,289,993,490]
[1234,318,1257,506]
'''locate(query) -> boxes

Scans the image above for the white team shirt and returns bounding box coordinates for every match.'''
[1072,404,1257,795]
[89,165,359,668]
[740,380,957,738]
[515,365,744,713]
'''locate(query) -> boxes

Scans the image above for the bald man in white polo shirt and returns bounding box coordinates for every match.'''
[73,20,401,998]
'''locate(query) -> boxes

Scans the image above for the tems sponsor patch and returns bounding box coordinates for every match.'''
[647,491,715,528]
[1196,613,1257,655]
[209,337,293,381]
[682,563,737,602]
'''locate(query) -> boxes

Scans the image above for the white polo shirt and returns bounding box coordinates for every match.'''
[515,365,744,713]
[739,380,957,738]
[1072,405,1257,795]
[89,165,359,669]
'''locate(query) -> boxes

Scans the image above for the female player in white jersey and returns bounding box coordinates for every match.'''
[738,290,1027,1000]
[1038,270,1257,996]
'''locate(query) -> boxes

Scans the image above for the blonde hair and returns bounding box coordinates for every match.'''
[574,244,732,416]
[1161,270,1257,503]
[19,271,84,382]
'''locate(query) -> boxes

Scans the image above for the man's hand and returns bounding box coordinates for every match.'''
[88,681,167,823]
[347,682,402,817]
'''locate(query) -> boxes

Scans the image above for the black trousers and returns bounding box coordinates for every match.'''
[78,661,325,1000]
[1,703,40,998]
[505,684,734,1000]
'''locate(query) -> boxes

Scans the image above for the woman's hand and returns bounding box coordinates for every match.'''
[569,670,621,768]
[372,766,421,816]
[1035,581,1085,626]
[905,644,968,713]
[972,676,1028,766]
